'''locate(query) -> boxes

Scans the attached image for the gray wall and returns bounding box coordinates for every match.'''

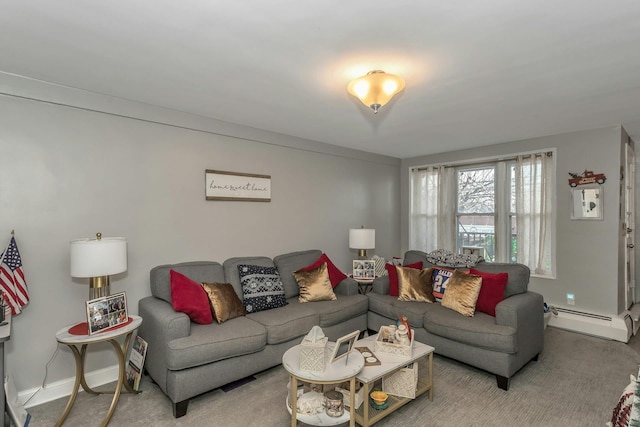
[401,126,625,315]
[0,74,401,394]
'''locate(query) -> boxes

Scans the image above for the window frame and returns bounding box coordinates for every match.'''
[409,149,556,278]
[454,162,514,263]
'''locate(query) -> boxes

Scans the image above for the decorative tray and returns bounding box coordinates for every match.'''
[355,346,381,366]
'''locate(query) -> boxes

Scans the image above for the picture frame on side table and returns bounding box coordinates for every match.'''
[330,330,360,365]
[86,292,128,335]
[353,260,375,280]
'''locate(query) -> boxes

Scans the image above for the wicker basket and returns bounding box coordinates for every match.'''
[382,362,418,399]
[374,325,413,358]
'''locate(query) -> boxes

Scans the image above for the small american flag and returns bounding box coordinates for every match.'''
[0,236,29,315]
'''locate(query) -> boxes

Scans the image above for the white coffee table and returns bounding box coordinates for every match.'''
[282,343,365,427]
[353,334,434,427]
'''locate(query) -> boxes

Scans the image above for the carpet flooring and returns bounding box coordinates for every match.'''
[26,327,640,426]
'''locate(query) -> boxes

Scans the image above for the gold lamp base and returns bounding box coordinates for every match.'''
[357,249,368,259]
[89,276,111,300]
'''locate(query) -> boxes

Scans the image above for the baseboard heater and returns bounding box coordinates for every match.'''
[548,307,632,343]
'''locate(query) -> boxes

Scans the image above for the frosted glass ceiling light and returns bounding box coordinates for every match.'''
[347,70,405,114]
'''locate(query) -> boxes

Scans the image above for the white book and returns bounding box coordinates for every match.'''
[126,336,148,391]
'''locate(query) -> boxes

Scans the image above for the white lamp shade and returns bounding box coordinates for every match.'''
[349,228,375,250]
[70,236,127,277]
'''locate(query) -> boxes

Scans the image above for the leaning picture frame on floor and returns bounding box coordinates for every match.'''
[86,292,128,335]
[329,330,359,365]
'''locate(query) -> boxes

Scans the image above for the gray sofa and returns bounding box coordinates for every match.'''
[367,250,544,390]
[137,249,368,418]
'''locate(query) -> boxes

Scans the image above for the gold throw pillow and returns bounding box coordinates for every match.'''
[397,266,435,303]
[201,282,246,324]
[293,262,337,303]
[441,270,483,317]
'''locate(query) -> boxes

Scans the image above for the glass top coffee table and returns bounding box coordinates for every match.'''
[353,333,434,427]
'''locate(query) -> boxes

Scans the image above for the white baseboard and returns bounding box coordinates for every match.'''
[548,307,632,342]
[19,364,119,409]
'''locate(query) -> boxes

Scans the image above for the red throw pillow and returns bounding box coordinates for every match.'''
[299,253,347,288]
[386,261,422,296]
[470,268,509,317]
[170,269,213,324]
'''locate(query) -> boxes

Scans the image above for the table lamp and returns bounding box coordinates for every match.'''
[349,227,375,259]
[70,232,127,299]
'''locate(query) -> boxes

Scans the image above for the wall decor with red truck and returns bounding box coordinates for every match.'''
[567,170,607,187]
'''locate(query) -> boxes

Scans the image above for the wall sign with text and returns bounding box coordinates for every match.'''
[205,169,271,202]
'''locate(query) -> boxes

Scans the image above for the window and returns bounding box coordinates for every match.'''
[456,165,497,261]
[410,151,555,277]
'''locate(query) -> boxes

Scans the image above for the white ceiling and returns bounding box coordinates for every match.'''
[2,1,640,159]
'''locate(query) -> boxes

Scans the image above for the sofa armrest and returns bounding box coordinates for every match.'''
[138,296,192,390]
[495,291,543,327]
[495,291,544,358]
[371,276,390,295]
[334,277,358,296]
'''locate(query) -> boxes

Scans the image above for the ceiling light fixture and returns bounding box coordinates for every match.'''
[347,70,405,114]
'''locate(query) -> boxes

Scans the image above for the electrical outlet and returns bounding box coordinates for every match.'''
[567,293,575,305]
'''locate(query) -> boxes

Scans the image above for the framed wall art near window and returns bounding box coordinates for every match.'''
[571,185,603,220]
[86,292,128,335]
[205,169,271,202]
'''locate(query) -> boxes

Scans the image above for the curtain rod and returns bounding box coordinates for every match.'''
[411,151,553,172]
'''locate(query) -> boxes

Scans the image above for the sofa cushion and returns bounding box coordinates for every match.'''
[367,292,402,322]
[170,270,213,325]
[294,263,337,303]
[424,304,517,353]
[298,253,347,288]
[202,282,246,324]
[238,264,288,313]
[151,261,225,304]
[368,289,435,329]
[167,316,267,370]
[247,300,319,344]
[441,270,482,317]
[470,268,508,317]
[273,250,323,299]
[311,294,369,328]
[397,266,435,303]
[386,261,422,297]
[403,250,431,267]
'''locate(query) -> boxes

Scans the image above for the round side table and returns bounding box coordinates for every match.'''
[282,344,364,427]
[54,315,143,427]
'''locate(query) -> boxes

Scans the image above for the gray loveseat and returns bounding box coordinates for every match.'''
[367,250,544,390]
[137,249,368,418]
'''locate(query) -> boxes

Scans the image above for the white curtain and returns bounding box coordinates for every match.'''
[515,153,554,276]
[410,166,455,252]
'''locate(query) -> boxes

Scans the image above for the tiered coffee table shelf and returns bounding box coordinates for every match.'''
[353,334,434,427]
[282,343,365,427]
